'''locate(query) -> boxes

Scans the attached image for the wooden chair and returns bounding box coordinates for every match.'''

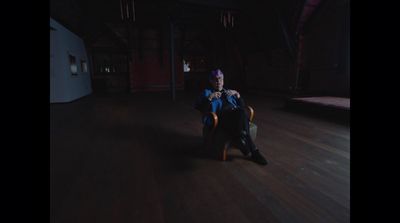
[202,106,257,161]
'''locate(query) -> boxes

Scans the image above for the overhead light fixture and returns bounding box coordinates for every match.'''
[120,0,136,22]
[220,10,235,29]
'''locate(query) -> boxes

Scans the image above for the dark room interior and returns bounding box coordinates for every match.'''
[50,0,350,222]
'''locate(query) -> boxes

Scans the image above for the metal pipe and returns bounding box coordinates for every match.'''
[132,0,136,22]
[223,14,226,28]
[126,0,130,19]
[120,0,124,20]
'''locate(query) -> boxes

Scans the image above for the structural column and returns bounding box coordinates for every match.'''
[169,19,176,101]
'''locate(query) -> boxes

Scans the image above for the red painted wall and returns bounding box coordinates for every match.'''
[129,51,184,92]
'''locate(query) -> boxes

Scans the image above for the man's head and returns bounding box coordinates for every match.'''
[209,69,224,91]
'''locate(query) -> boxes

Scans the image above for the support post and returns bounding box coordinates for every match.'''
[169,20,176,101]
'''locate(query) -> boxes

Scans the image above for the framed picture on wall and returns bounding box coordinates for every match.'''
[69,54,78,75]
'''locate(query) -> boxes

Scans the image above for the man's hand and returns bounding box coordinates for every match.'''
[208,92,222,101]
[226,90,240,98]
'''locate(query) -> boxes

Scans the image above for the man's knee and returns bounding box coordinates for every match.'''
[233,108,246,119]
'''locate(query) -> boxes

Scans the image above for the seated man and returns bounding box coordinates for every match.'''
[194,69,268,165]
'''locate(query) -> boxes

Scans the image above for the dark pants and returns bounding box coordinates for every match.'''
[219,107,257,153]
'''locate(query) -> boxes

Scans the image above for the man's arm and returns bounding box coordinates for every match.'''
[226,89,245,107]
[194,90,212,113]
[194,89,223,113]
[195,96,212,113]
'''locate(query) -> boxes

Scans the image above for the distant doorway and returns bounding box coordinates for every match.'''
[91,51,130,94]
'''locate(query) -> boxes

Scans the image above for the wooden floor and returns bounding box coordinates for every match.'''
[290,97,350,110]
[50,92,350,223]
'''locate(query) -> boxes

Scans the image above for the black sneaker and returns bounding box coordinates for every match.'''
[251,150,268,165]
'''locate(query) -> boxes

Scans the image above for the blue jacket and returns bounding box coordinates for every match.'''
[194,88,242,126]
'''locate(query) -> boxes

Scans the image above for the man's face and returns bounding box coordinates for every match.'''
[210,74,224,91]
